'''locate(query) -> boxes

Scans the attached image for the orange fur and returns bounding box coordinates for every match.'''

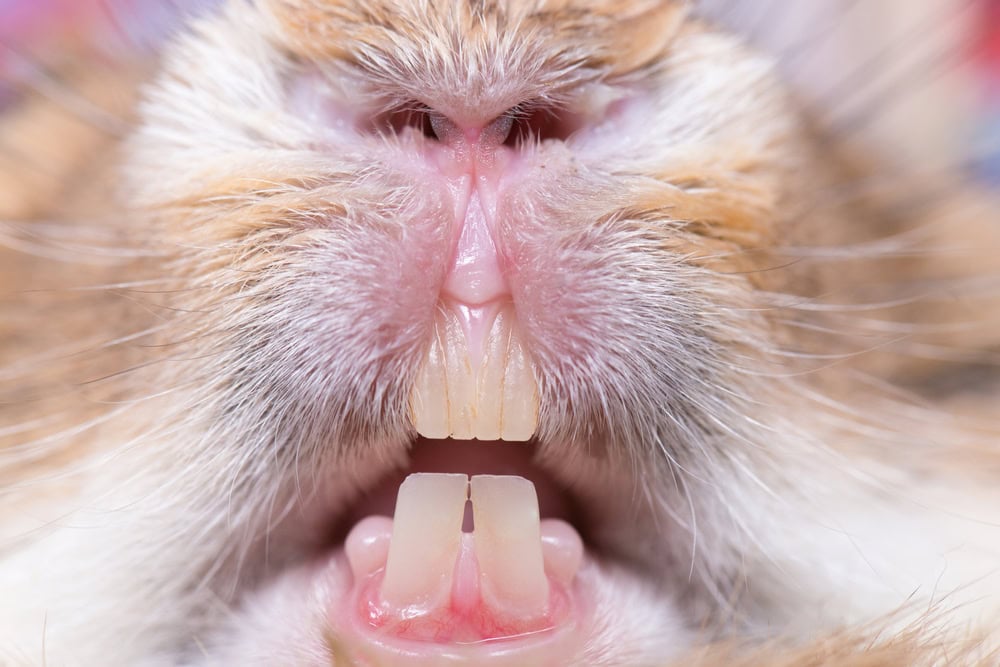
[1,1,999,665]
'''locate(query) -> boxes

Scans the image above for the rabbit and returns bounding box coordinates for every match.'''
[1,0,999,664]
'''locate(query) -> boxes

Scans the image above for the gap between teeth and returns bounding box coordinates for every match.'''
[409,303,539,441]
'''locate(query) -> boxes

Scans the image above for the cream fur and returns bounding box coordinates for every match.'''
[1,1,998,665]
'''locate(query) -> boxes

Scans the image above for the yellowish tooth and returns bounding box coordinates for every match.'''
[409,327,449,439]
[473,308,509,440]
[409,305,539,441]
[470,475,549,619]
[380,473,469,610]
[500,323,538,441]
[444,311,476,439]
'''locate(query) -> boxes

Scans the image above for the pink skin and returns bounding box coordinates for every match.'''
[428,112,519,366]
[293,75,529,367]
[342,517,581,643]
[261,539,594,666]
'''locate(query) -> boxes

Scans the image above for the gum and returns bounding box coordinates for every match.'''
[354,534,572,643]
[332,473,586,663]
[325,532,588,667]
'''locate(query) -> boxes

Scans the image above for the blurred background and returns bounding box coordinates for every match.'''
[0,0,998,185]
[701,0,1000,185]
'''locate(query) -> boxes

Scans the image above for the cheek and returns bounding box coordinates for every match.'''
[212,192,456,429]
[313,211,452,344]
[494,175,755,456]
[496,183,669,373]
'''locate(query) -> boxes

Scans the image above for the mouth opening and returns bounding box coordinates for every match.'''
[316,435,594,654]
[338,437,584,534]
[298,302,608,658]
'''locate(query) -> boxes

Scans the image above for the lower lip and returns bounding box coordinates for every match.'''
[320,549,593,666]
[311,438,592,664]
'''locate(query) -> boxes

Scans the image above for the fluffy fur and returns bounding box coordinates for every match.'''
[1,0,999,665]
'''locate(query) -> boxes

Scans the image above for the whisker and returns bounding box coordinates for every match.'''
[807,0,976,114]
[0,43,129,137]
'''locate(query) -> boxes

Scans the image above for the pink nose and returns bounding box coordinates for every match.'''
[429,113,514,164]
[432,113,516,308]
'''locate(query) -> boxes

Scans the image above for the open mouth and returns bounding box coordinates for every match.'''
[306,302,616,664]
[328,437,589,663]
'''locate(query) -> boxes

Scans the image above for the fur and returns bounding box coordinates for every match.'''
[1,1,999,665]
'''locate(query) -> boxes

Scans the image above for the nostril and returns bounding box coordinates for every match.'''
[373,103,438,140]
[428,111,461,144]
[369,101,578,148]
[504,104,578,148]
[483,113,514,147]
[421,111,437,140]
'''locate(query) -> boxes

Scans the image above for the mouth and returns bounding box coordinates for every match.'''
[326,437,590,664]
[301,302,635,664]
[209,156,711,660]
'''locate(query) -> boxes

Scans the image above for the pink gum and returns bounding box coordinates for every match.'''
[344,517,582,643]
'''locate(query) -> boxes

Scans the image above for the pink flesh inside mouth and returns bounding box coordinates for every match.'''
[322,439,593,664]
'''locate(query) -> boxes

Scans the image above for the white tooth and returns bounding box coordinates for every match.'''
[500,321,538,441]
[409,326,449,439]
[381,473,468,610]
[470,475,549,618]
[410,305,539,441]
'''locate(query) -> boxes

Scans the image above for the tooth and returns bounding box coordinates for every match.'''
[409,325,449,439]
[473,308,508,440]
[381,473,468,609]
[410,304,540,441]
[443,309,476,439]
[470,475,549,618]
[500,320,538,441]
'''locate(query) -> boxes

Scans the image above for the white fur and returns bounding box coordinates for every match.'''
[1,1,998,665]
